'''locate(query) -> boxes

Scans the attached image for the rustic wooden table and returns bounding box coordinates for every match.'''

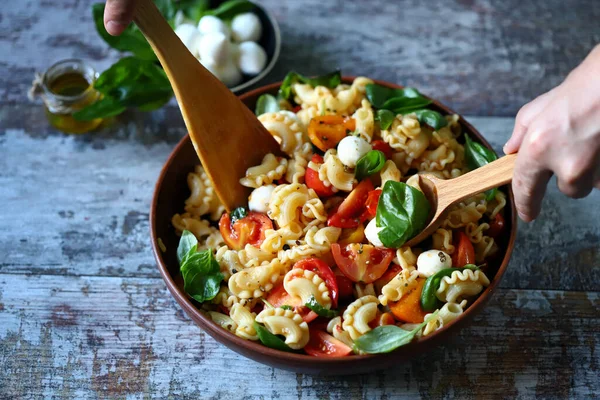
[1,0,599,398]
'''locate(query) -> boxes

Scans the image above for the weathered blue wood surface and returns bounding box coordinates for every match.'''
[0,0,599,398]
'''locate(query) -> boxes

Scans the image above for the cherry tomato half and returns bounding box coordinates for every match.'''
[308,115,356,152]
[327,180,374,229]
[361,189,382,220]
[335,275,354,301]
[487,212,506,239]
[305,154,336,198]
[294,258,339,307]
[331,243,394,283]
[304,330,353,357]
[452,231,476,267]
[265,283,318,323]
[371,140,394,159]
[219,211,273,250]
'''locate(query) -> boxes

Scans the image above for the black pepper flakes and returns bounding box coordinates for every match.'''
[232,268,238,274]
[283,244,290,250]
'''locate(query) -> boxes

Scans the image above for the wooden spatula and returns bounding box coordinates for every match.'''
[133,0,282,211]
[404,153,517,247]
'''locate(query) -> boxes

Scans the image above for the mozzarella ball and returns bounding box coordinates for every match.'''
[197,32,229,65]
[229,42,240,65]
[365,218,385,248]
[337,136,372,168]
[231,12,262,42]
[417,250,452,277]
[175,24,202,57]
[237,42,267,75]
[198,15,231,40]
[174,10,193,28]
[199,57,219,76]
[215,60,243,87]
[248,185,276,213]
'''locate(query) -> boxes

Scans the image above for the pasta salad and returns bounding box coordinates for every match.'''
[171,71,508,356]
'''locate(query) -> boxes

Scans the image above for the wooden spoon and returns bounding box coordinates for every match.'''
[133,0,282,211]
[404,153,517,247]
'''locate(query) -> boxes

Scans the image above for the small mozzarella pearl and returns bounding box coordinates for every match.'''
[231,12,262,42]
[198,15,231,40]
[237,41,267,75]
[365,218,385,248]
[215,60,242,87]
[199,57,219,76]
[197,32,229,65]
[175,24,202,57]
[248,185,276,213]
[417,250,452,277]
[337,136,372,168]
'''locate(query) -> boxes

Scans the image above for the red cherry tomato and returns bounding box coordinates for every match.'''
[304,330,353,357]
[371,140,394,159]
[327,180,374,228]
[219,211,273,251]
[373,263,402,294]
[452,231,476,267]
[335,275,354,300]
[487,213,506,239]
[305,154,336,198]
[294,258,339,307]
[265,284,318,323]
[292,105,302,113]
[361,189,382,220]
[331,243,394,283]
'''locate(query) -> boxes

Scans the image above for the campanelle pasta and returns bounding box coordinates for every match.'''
[171,74,508,357]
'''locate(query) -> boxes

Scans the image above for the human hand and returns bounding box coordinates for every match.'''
[504,44,600,222]
[103,0,139,36]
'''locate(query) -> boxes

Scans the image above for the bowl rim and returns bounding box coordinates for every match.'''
[229,3,281,94]
[150,77,518,364]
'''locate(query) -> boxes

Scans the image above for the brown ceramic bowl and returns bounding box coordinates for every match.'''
[150,78,518,375]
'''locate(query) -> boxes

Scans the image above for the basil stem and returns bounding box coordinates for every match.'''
[412,109,448,130]
[255,94,280,116]
[420,264,479,311]
[355,150,386,181]
[354,310,440,354]
[464,135,499,201]
[254,322,296,352]
[375,181,431,248]
[305,296,339,318]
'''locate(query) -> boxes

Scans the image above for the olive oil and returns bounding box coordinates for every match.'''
[41,60,103,134]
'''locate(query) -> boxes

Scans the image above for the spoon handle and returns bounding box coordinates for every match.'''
[439,153,517,207]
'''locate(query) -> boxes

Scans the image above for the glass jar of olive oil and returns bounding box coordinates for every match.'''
[37,59,103,134]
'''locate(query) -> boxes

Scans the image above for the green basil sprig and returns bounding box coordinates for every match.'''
[205,0,255,20]
[173,0,210,23]
[73,57,173,121]
[464,135,499,201]
[365,84,432,114]
[254,322,296,352]
[279,70,342,100]
[255,94,280,116]
[305,296,339,318]
[177,230,224,303]
[375,109,395,130]
[355,150,386,181]
[375,181,430,248]
[354,310,439,354]
[412,109,448,130]
[230,206,248,224]
[420,264,479,311]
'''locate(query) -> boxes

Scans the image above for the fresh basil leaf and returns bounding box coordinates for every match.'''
[355,150,386,181]
[153,0,177,21]
[254,322,296,352]
[464,135,498,201]
[412,109,448,130]
[180,249,223,302]
[92,3,156,60]
[72,96,127,121]
[230,207,248,224]
[255,94,280,116]
[278,70,342,100]
[375,109,395,130]
[375,181,430,248]
[174,0,210,22]
[354,311,439,353]
[177,230,198,265]
[280,305,293,311]
[365,84,425,109]
[206,0,255,20]
[305,296,339,318]
[384,97,432,114]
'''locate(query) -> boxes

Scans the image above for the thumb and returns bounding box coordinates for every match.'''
[104,0,139,36]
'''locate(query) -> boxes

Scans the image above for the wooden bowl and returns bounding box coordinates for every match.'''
[150,78,518,375]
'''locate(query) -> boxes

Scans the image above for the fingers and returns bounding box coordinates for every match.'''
[556,154,598,199]
[104,0,139,36]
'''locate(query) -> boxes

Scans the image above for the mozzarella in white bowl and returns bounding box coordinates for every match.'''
[237,41,267,75]
[337,136,372,168]
[231,12,262,42]
[417,250,452,277]
[248,185,276,213]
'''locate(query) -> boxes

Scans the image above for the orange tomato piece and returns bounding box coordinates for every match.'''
[388,278,428,323]
[308,115,355,151]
